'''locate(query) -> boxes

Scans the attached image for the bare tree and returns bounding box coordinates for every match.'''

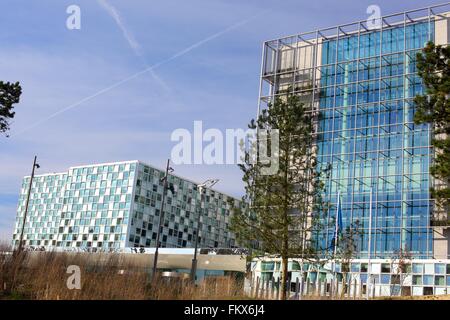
[335,220,362,298]
[391,248,413,296]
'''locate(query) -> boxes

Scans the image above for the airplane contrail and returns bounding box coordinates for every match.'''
[98,0,142,55]
[97,0,171,92]
[12,8,268,137]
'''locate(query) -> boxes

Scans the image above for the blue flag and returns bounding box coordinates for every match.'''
[330,192,343,252]
[336,194,343,234]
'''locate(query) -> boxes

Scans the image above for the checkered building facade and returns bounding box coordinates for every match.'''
[12,161,240,251]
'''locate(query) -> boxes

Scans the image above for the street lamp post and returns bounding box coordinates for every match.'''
[190,179,219,283]
[17,155,40,253]
[151,159,174,282]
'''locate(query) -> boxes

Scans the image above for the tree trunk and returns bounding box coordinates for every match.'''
[280,256,288,300]
[280,136,290,301]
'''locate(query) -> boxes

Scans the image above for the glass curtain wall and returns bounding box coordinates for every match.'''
[316,21,434,258]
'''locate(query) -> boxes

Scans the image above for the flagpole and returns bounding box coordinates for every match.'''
[334,192,340,259]
[333,191,340,292]
[367,187,373,299]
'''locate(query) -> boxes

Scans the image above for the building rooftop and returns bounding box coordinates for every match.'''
[264,2,450,45]
[24,159,241,200]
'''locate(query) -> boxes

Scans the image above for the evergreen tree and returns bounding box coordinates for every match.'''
[414,42,450,211]
[231,93,327,300]
[0,81,22,136]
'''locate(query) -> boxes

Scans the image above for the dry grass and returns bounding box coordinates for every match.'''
[0,244,246,300]
[150,276,246,300]
[377,295,450,300]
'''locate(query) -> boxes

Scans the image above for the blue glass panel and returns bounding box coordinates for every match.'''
[435,263,445,275]
[423,275,433,286]
[381,274,390,284]
[314,20,433,259]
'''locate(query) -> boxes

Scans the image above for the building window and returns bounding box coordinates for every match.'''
[435,276,445,286]
[381,263,391,273]
[351,263,360,273]
[261,262,275,271]
[424,264,434,275]
[423,275,433,286]
[360,263,368,273]
[435,263,446,275]
[380,274,390,284]
[412,275,422,285]
[360,274,368,284]
[412,263,423,274]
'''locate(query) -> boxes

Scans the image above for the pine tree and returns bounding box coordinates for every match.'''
[230,93,327,300]
[414,42,450,212]
[0,81,22,136]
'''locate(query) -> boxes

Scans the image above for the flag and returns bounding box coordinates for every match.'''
[336,193,343,235]
[330,192,343,252]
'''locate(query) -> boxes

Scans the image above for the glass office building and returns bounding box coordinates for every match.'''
[258,4,450,259]
[12,160,240,251]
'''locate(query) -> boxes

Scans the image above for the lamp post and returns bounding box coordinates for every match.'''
[190,179,219,283]
[17,155,40,253]
[151,159,174,282]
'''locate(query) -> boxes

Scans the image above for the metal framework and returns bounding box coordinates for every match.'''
[257,3,450,259]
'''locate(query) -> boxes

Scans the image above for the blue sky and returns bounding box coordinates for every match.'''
[0,0,441,241]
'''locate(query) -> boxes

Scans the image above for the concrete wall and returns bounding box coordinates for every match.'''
[23,251,247,272]
[432,13,450,259]
[433,227,449,259]
[435,13,450,45]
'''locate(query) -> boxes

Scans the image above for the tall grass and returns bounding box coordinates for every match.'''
[149,276,245,300]
[0,245,246,300]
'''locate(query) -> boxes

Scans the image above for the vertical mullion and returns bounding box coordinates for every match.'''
[292,37,298,94]
[309,31,319,255]
[272,39,281,105]
[257,42,267,118]
[374,18,383,258]
[326,26,341,253]
[373,21,382,260]
[426,8,432,259]
[312,32,319,114]
[350,23,361,256]
[400,13,407,256]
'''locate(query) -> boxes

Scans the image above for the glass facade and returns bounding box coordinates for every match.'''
[317,22,433,258]
[258,5,450,259]
[12,161,239,251]
[130,163,238,249]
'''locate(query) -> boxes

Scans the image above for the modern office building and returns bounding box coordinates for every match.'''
[257,3,450,259]
[12,160,240,251]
